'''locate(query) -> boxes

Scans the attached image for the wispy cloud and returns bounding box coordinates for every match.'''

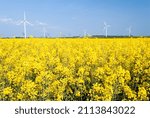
[0,18,47,27]
[0,17,18,25]
[36,21,47,26]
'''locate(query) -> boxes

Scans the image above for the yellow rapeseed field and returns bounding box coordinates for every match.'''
[0,38,149,101]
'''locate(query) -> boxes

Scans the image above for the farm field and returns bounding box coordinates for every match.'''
[0,38,149,101]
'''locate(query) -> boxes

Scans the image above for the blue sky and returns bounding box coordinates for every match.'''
[0,0,150,37]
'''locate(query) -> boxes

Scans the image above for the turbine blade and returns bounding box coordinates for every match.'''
[24,12,26,20]
[16,21,24,25]
[26,21,33,26]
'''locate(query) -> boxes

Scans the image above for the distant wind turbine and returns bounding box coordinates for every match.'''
[43,27,46,38]
[60,32,62,37]
[104,22,110,37]
[18,12,33,38]
[36,21,48,38]
[83,30,87,37]
[128,26,132,37]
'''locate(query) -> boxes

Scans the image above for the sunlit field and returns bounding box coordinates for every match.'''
[0,38,149,101]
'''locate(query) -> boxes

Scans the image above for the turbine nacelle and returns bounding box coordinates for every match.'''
[104,22,110,28]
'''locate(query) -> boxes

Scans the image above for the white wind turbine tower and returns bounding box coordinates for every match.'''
[83,30,87,37]
[43,27,46,38]
[59,32,62,37]
[19,12,32,38]
[104,22,110,37]
[128,26,132,37]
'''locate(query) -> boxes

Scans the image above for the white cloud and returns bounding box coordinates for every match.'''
[0,17,18,25]
[36,21,47,26]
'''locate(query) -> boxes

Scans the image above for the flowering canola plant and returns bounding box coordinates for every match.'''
[0,38,149,101]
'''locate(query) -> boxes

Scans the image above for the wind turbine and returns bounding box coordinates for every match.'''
[83,30,87,37]
[59,32,62,37]
[36,21,48,38]
[128,26,132,37]
[104,22,110,37]
[43,27,46,38]
[18,12,32,38]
